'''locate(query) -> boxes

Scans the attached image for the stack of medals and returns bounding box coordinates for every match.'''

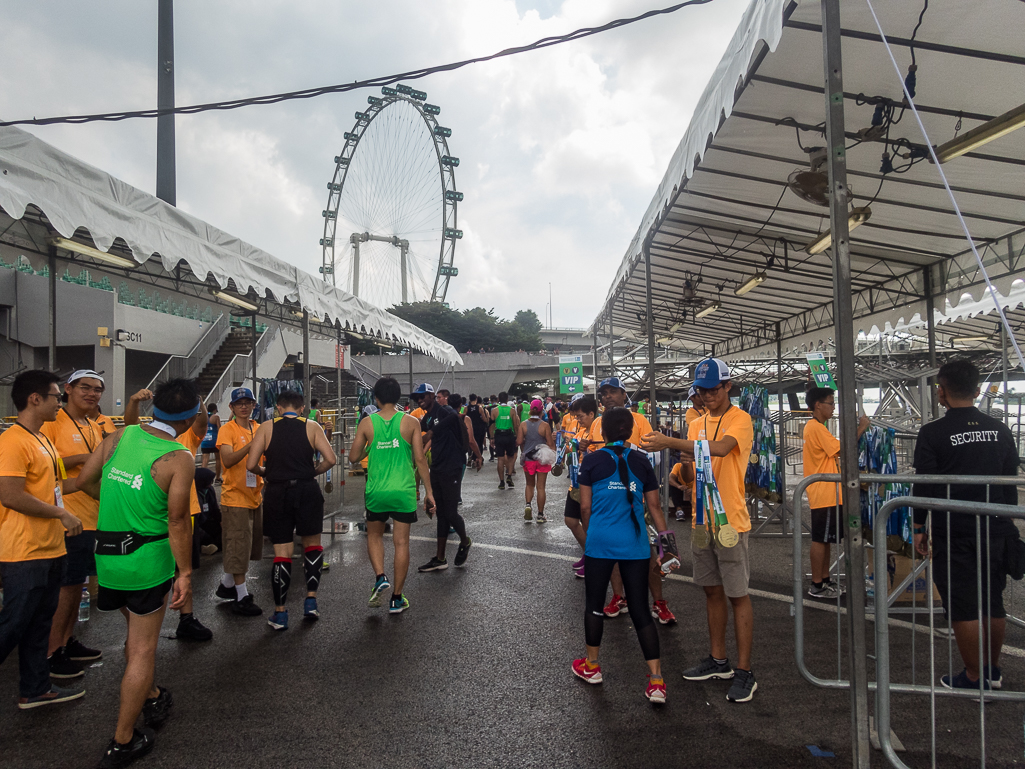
[565,432,581,502]
[694,440,739,548]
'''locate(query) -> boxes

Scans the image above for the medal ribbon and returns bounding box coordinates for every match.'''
[700,440,729,530]
[694,440,708,532]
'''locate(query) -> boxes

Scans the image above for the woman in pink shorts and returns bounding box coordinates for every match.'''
[518,399,557,523]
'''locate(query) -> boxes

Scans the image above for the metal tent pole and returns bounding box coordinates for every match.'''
[1002,322,1010,424]
[644,235,658,428]
[924,265,938,421]
[48,249,57,371]
[820,2,869,766]
[776,322,789,532]
[251,312,258,397]
[302,310,311,412]
[408,346,414,398]
[592,329,599,393]
[336,325,343,411]
[156,0,176,206]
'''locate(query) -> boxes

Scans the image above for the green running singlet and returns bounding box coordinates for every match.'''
[365,412,416,514]
[95,425,188,591]
[520,403,530,421]
[494,405,513,431]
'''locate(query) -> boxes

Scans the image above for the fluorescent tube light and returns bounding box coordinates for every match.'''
[734,272,767,296]
[49,237,136,269]
[210,290,258,312]
[951,335,990,344]
[695,301,720,320]
[805,207,872,255]
[933,104,1025,164]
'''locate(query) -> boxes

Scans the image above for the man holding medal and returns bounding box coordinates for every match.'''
[642,357,757,703]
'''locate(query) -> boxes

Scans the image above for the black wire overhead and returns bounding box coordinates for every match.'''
[0,0,716,128]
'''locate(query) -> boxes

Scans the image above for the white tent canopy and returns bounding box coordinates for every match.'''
[591,0,1025,363]
[0,126,463,366]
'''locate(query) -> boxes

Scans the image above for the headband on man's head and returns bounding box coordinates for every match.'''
[152,403,201,422]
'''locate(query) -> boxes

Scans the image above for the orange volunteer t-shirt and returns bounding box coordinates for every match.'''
[803,419,842,509]
[589,411,652,449]
[41,409,102,530]
[0,425,66,562]
[177,428,203,516]
[93,413,117,437]
[670,462,691,491]
[685,407,705,427]
[688,407,755,532]
[216,419,263,509]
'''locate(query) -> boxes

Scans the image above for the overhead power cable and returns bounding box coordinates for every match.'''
[1,0,715,128]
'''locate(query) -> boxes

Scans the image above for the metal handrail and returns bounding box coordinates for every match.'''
[791,472,1025,694]
[873,495,1025,769]
[204,324,279,404]
[145,312,228,392]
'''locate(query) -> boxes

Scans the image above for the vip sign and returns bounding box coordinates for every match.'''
[806,352,837,390]
[559,355,583,395]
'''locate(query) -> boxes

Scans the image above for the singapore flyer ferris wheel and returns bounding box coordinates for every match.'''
[321,84,462,308]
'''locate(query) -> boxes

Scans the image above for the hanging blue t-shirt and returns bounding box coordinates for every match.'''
[201,420,218,449]
[579,446,659,560]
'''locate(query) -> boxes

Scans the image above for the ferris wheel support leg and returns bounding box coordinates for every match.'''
[400,243,408,304]
[352,239,361,298]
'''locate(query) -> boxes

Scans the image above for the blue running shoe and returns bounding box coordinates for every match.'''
[369,575,390,608]
[985,665,1003,690]
[267,610,288,631]
[303,597,320,621]
[940,669,990,691]
[389,594,410,614]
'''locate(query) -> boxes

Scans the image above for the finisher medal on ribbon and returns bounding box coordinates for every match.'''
[692,440,711,549]
[700,440,738,548]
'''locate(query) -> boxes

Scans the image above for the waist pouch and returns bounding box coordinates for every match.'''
[94,530,169,556]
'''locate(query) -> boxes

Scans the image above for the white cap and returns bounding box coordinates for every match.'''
[68,369,104,385]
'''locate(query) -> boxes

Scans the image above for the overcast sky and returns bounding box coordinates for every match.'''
[2,0,748,329]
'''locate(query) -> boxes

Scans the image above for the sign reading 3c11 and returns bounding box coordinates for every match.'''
[559,355,584,395]
[806,352,838,390]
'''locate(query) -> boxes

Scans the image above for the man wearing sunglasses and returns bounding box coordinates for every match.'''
[642,358,757,703]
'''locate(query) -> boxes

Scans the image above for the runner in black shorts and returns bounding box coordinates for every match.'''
[247,390,336,631]
[490,391,520,490]
[564,396,598,578]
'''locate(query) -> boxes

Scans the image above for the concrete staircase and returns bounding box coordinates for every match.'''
[196,329,261,398]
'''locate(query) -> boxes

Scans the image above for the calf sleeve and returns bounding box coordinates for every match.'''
[304,546,324,594]
[272,558,291,606]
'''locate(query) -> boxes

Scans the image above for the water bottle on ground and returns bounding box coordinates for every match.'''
[78,587,90,622]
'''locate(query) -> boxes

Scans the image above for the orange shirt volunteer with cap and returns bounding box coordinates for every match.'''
[640,357,759,703]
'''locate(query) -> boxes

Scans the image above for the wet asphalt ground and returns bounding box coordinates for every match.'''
[3,462,1024,768]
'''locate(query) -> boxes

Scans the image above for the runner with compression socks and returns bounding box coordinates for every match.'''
[247,390,336,631]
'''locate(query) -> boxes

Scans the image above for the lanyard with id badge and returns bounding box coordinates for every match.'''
[17,423,67,507]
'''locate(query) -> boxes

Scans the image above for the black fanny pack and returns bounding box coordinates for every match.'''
[94,530,169,556]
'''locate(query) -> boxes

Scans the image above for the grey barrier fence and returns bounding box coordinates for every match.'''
[872,495,1025,769]
[791,472,1025,766]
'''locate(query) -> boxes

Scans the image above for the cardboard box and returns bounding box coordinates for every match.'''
[870,553,941,604]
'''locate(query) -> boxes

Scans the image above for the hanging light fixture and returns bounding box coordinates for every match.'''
[951,335,990,344]
[695,301,721,320]
[209,289,258,312]
[734,272,767,296]
[48,237,136,269]
[805,207,872,255]
[933,104,1025,164]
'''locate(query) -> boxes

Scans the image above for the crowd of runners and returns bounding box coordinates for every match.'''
[1,353,1017,766]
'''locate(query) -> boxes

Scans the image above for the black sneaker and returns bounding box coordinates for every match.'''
[418,557,449,573]
[726,669,758,702]
[498,480,506,490]
[682,655,734,681]
[175,614,213,642]
[215,583,237,601]
[66,636,102,662]
[231,594,263,616]
[142,686,173,728]
[506,475,514,488]
[98,727,155,768]
[454,538,472,568]
[48,648,84,679]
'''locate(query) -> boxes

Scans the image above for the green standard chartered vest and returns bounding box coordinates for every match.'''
[96,425,187,591]
[520,403,530,421]
[365,412,416,514]
[495,405,513,431]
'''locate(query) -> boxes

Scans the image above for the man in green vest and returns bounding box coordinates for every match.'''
[490,391,521,490]
[76,378,200,768]
[349,377,435,614]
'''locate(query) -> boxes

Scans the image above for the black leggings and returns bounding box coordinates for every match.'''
[584,556,660,661]
[431,469,467,542]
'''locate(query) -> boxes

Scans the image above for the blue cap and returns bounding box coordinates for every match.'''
[598,377,626,392]
[693,358,731,390]
[230,387,255,404]
[412,382,435,395]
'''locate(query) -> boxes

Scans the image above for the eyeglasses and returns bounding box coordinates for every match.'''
[696,384,724,394]
[44,392,61,401]
[74,384,105,395]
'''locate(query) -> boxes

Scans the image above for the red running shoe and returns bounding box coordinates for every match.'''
[572,657,603,684]
[645,675,667,704]
[651,600,676,625]
[603,594,628,618]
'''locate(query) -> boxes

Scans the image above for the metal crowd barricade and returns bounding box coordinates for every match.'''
[791,473,1025,766]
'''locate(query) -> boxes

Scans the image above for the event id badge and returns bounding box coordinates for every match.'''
[54,484,65,509]
[246,470,258,488]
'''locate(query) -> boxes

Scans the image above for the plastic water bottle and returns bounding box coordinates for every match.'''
[78,587,90,622]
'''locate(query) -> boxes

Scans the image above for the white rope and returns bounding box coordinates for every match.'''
[863,0,1025,373]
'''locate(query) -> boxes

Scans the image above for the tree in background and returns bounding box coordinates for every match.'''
[384,302,544,353]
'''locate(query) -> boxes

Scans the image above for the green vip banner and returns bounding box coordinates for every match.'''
[559,356,584,395]
[806,352,838,390]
